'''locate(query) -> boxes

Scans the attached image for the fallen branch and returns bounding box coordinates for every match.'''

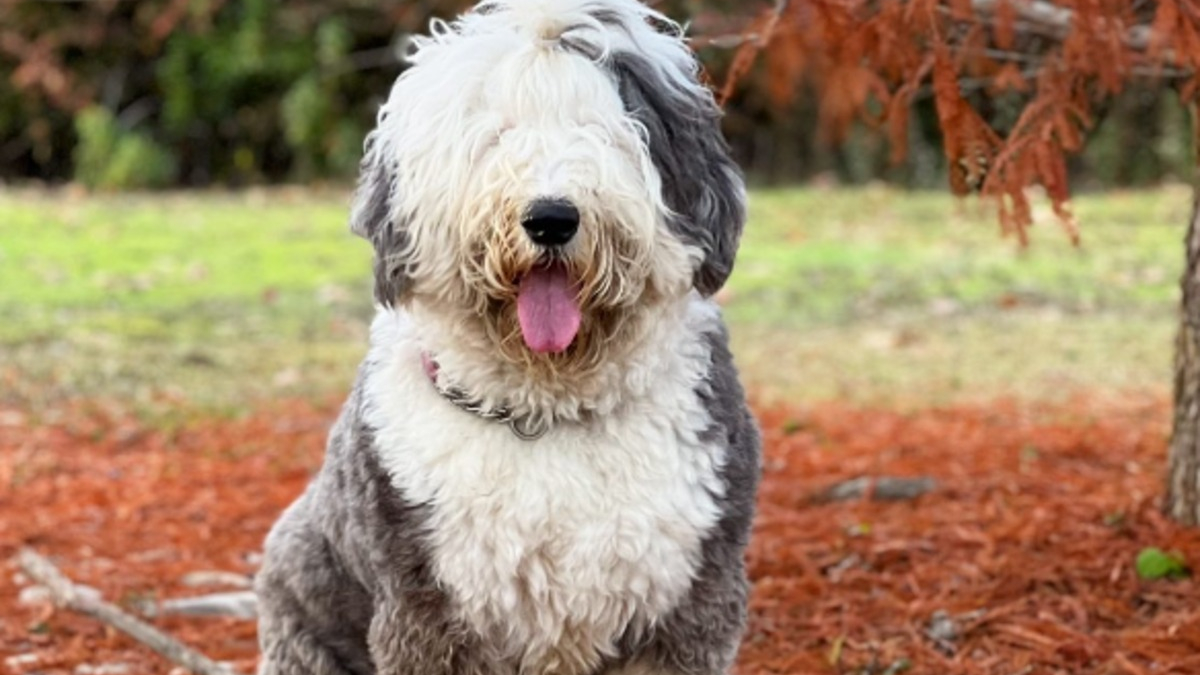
[15,548,244,675]
[180,570,254,589]
[140,591,258,620]
[817,475,938,502]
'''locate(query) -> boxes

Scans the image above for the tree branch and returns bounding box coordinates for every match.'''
[971,0,1072,35]
[16,549,245,675]
[696,0,1150,55]
[969,0,1152,51]
[690,0,789,49]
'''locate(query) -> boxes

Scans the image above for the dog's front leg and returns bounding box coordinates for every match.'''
[368,595,496,675]
[613,559,750,675]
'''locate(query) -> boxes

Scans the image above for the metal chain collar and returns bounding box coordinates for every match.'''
[423,353,549,441]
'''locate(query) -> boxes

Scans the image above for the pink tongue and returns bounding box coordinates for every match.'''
[517,263,581,354]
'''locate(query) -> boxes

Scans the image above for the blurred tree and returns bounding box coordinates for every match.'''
[720,0,1200,524]
[0,0,471,185]
[0,0,1190,187]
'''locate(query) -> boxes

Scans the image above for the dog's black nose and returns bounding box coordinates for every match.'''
[522,199,580,247]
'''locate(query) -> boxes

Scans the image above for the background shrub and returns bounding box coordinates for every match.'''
[0,0,1190,189]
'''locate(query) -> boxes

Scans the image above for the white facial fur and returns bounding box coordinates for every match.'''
[351,0,719,417]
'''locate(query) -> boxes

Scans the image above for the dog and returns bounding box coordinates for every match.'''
[254,1,760,673]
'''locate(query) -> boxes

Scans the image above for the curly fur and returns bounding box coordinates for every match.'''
[256,1,759,673]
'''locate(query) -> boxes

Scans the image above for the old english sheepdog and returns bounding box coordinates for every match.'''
[255,0,761,673]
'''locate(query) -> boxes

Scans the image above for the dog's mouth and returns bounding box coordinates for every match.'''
[516,260,581,354]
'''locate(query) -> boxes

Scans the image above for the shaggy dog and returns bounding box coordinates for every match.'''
[255,1,760,673]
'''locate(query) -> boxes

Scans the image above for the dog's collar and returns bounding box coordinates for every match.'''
[420,352,549,441]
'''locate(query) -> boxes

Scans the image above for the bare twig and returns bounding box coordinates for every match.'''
[141,591,258,620]
[180,570,254,589]
[970,0,1073,36]
[16,549,244,675]
[970,0,1154,51]
[690,31,770,49]
[690,0,788,49]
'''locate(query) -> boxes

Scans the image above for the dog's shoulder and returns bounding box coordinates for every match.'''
[264,366,442,598]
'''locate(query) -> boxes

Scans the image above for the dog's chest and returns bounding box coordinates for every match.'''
[367,349,724,674]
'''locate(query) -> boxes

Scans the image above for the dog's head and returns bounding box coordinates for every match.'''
[351,0,744,372]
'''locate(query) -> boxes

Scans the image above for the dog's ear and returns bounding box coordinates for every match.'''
[610,51,746,297]
[350,128,411,307]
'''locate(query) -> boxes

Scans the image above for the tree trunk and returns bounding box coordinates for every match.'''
[1166,104,1200,526]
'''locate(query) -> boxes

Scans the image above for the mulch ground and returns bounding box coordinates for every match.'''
[2,394,1199,675]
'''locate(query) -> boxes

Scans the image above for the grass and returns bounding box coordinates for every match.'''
[732,186,1186,325]
[1,184,1190,417]
[730,185,1188,406]
[1,188,373,418]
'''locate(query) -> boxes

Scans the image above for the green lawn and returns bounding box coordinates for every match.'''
[729,185,1186,406]
[1,185,1188,418]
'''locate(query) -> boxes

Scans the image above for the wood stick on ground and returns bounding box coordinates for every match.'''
[818,475,938,503]
[16,548,244,675]
[148,591,258,620]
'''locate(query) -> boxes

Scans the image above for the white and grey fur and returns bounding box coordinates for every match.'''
[255,1,760,673]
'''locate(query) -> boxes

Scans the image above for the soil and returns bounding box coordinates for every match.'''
[2,394,1199,675]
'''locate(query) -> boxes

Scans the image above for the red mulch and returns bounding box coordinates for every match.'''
[2,394,1199,675]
